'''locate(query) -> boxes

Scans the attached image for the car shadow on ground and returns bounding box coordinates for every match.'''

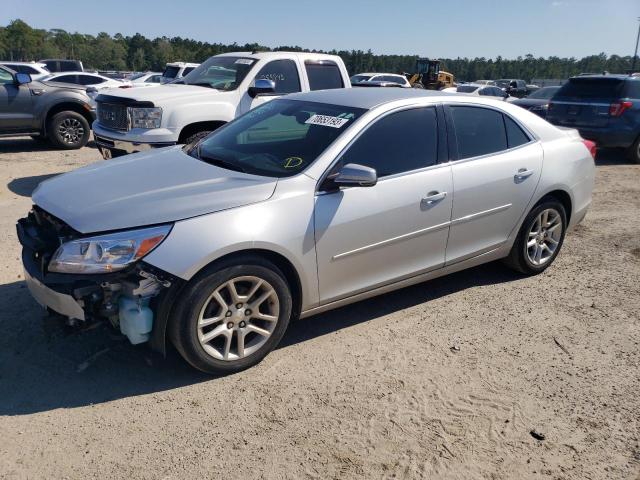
[8,173,61,197]
[0,261,519,416]
[0,137,97,153]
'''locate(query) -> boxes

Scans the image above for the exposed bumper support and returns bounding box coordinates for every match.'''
[24,268,85,320]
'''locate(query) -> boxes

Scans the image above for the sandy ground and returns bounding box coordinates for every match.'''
[0,137,638,480]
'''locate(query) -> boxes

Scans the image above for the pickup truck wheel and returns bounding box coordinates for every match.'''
[48,111,90,149]
[183,131,211,146]
[169,258,292,375]
[503,199,567,275]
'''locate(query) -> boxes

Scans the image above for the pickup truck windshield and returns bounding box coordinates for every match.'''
[192,99,366,178]
[180,57,258,91]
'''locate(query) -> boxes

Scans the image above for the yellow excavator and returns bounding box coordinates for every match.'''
[405,58,455,90]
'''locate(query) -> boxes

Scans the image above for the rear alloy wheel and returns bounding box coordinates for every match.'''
[170,259,292,374]
[48,111,90,149]
[504,199,567,275]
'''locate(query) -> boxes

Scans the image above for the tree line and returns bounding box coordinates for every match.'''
[1,19,636,81]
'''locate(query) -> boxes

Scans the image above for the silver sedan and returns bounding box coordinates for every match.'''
[21,88,596,374]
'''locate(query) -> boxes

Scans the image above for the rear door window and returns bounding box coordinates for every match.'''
[339,107,438,177]
[54,74,78,83]
[254,59,301,94]
[450,106,507,159]
[79,75,105,85]
[305,62,344,90]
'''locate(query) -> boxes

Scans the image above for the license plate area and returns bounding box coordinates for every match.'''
[567,105,581,115]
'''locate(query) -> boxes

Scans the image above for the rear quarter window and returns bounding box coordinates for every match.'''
[623,80,640,99]
[305,62,344,90]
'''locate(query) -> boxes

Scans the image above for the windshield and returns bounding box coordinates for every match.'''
[528,86,560,99]
[192,99,366,178]
[180,56,257,91]
[494,80,510,88]
[457,85,479,93]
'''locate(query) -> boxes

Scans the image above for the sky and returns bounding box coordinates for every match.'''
[2,0,639,59]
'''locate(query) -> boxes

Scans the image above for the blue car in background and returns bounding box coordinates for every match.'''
[546,74,640,163]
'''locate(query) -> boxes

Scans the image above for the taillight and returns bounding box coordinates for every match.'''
[547,102,554,112]
[609,100,632,117]
[583,139,597,160]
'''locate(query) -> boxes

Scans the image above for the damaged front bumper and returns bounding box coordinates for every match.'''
[17,207,181,351]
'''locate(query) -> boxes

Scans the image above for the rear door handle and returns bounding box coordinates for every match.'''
[514,168,534,180]
[422,191,447,204]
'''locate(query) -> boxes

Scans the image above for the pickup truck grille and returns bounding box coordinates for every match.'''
[97,102,129,131]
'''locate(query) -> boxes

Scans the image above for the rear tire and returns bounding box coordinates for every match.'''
[627,137,640,164]
[47,111,90,149]
[503,198,567,275]
[169,257,293,375]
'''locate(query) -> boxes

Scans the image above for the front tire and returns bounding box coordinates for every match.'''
[504,199,567,275]
[47,111,90,149]
[169,258,293,375]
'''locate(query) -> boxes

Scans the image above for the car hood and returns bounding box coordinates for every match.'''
[32,146,277,234]
[96,83,227,106]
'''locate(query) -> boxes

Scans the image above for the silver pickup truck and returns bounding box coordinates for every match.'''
[0,65,96,149]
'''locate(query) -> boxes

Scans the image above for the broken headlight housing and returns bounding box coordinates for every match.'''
[48,225,171,274]
[129,106,162,129]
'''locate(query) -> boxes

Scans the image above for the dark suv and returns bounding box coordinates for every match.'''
[547,75,640,163]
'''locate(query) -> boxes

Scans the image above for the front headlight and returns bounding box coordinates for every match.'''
[128,107,162,129]
[49,225,171,274]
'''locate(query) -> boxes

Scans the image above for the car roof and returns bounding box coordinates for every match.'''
[569,74,637,81]
[215,51,341,61]
[0,61,46,66]
[286,88,454,109]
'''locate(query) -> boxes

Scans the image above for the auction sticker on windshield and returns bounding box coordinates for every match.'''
[305,114,350,128]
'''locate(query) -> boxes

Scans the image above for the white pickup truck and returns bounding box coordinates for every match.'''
[92,51,351,159]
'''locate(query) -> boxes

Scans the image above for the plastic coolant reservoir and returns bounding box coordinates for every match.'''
[118,296,153,344]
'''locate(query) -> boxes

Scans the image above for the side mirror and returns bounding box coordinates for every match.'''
[334,163,377,187]
[16,73,32,85]
[248,78,276,98]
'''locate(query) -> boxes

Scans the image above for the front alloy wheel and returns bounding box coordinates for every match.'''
[197,276,279,361]
[170,258,292,374]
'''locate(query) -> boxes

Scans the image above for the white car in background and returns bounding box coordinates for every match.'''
[0,61,50,81]
[350,72,411,87]
[161,62,200,83]
[449,83,509,100]
[129,71,163,87]
[42,72,132,90]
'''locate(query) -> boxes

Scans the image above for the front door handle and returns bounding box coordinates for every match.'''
[422,191,447,204]
[514,168,534,180]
